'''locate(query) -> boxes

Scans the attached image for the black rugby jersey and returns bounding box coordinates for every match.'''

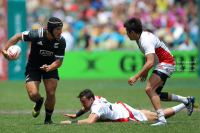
[22,28,66,67]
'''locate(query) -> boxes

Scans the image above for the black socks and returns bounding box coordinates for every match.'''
[34,97,44,111]
[45,108,54,122]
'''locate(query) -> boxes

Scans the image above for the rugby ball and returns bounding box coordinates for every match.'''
[7,45,22,60]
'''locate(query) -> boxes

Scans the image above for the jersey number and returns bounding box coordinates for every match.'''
[103,101,113,111]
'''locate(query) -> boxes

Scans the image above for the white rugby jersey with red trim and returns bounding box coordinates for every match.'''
[138,31,175,65]
[90,95,147,122]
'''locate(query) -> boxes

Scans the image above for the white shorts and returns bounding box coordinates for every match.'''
[129,110,148,122]
[125,103,148,121]
[154,62,176,77]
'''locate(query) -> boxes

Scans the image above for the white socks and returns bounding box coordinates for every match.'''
[156,109,166,121]
[172,103,186,114]
[171,94,188,104]
[156,104,186,121]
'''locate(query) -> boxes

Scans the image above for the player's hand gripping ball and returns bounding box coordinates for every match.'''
[7,45,22,60]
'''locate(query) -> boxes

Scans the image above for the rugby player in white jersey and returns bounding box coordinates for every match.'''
[123,17,197,125]
[60,89,196,124]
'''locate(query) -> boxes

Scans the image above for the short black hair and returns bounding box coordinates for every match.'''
[124,17,142,34]
[77,89,95,100]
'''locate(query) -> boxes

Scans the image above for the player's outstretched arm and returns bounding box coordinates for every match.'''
[2,33,22,60]
[60,113,99,124]
[63,107,90,119]
[64,114,77,119]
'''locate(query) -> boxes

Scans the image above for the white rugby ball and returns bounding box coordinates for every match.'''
[7,45,22,60]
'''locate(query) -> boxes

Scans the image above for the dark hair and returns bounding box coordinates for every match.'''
[47,17,63,38]
[124,17,142,34]
[77,89,95,100]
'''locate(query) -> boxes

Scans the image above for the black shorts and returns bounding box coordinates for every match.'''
[25,64,59,83]
[152,70,169,94]
[152,70,169,82]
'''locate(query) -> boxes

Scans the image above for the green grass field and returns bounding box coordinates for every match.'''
[0,78,200,133]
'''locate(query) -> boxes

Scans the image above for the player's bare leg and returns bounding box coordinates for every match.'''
[26,81,44,117]
[145,73,167,125]
[26,81,40,102]
[43,78,58,125]
[141,108,175,121]
[141,103,186,121]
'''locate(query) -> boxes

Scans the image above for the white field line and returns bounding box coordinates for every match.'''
[0,108,199,114]
[0,109,79,114]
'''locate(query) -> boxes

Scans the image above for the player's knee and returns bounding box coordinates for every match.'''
[28,91,38,99]
[46,90,55,98]
[145,87,153,95]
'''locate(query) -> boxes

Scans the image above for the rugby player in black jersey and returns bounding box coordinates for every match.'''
[2,17,66,125]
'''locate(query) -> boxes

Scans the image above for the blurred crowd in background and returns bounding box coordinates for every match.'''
[0,0,199,51]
